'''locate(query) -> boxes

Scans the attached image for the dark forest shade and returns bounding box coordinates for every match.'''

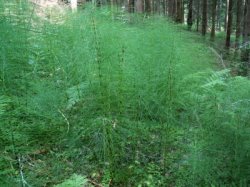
[176,0,184,23]
[144,0,151,13]
[235,0,243,48]
[201,0,207,36]
[196,0,200,32]
[187,0,193,30]
[168,0,176,18]
[210,0,217,41]
[128,0,135,13]
[242,0,250,75]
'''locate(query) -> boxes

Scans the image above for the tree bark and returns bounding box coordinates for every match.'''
[225,0,233,49]
[241,0,250,75]
[224,0,229,31]
[235,0,243,48]
[168,0,176,18]
[196,0,200,31]
[128,0,135,12]
[201,0,207,36]
[145,0,151,14]
[135,0,144,13]
[176,0,183,23]
[187,0,193,30]
[217,0,222,31]
[210,0,217,41]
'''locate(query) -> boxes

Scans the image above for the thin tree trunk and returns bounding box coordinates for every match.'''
[201,0,207,36]
[241,0,250,75]
[168,0,176,18]
[165,0,168,15]
[128,0,135,12]
[210,0,217,41]
[136,0,144,13]
[217,0,222,31]
[242,0,247,41]
[145,0,151,14]
[176,0,183,23]
[225,0,233,49]
[181,0,184,22]
[187,0,193,30]
[196,0,200,31]
[225,0,229,31]
[235,0,243,48]
[162,0,167,15]
[154,0,161,14]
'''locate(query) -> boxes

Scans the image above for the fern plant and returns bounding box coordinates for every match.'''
[54,174,89,187]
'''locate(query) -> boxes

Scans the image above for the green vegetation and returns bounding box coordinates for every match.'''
[0,2,249,186]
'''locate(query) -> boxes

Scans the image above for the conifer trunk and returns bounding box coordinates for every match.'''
[136,0,144,13]
[201,0,207,36]
[187,0,193,30]
[176,0,183,23]
[168,0,176,18]
[242,0,250,75]
[128,0,135,12]
[235,0,243,48]
[224,0,229,31]
[145,0,151,14]
[196,0,200,31]
[225,0,233,49]
[211,0,217,41]
[217,0,222,31]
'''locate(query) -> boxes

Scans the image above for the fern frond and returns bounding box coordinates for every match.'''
[202,69,230,88]
[54,174,89,187]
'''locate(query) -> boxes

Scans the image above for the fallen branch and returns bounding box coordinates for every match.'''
[58,109,70,133]
[88,179,104,187]
[18,155,31,187]
[209,47,227,69]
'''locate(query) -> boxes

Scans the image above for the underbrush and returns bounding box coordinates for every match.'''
[0,2,249,186]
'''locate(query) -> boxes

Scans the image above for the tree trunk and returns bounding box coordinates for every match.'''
[168,0,176,18]
[187,0,193,30]
[176,0,183,23]
[136,0,144,13]
[168,0,173,16]
[235,0,243,48]
[154,0,161,14]
[201,0,207,36]
[225,0,233,49]
[145,0,151,14]
[224,0,229,31]
[163,0,167,15]
[128,0,135,12]
[210,0,217,41]
[196,0,200,31]
[241,0,250,75]
[217,0,222,31]
[181,0,185,22]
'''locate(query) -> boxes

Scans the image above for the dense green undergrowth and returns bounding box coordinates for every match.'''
[0,2,250,186]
